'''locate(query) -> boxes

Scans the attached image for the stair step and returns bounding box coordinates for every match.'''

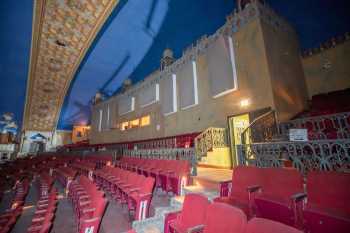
[183,185,219,201]
[131,196,184,233]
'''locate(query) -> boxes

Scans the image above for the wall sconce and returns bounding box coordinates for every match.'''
[240,99,250,108]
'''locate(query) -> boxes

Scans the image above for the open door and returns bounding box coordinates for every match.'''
[228,113,250,167]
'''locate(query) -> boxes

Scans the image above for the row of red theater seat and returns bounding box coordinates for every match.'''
[215,166,350,233]
[84,155,113,169]
[160,193,302,233]
[0,178,30,233]
[116,157,190,195]
[27,180,58,233]
[93,166,155,220]
[53,166,77,189]
[35,172,54,199]
[70,160,96,177]
[68,175,108,233]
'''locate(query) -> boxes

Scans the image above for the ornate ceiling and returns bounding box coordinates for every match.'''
[23,0,119,131]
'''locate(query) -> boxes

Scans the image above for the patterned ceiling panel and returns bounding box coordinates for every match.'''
[23,0,118,131]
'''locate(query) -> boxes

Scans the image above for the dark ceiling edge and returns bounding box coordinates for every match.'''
[57,0,128,130]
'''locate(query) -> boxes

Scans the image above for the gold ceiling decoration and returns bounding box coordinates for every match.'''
[23,0,119,131]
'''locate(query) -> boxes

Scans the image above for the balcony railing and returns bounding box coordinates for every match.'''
[237,139,350,174]
[279,111,350,140]
[123,148,197,175]
[194,127,227,159]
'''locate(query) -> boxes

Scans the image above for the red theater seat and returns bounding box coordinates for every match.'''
[167,194,210,233]
[203,203,247,233]
[214,166,262,217]
[245,217,302,233]
[303,171,350,233]
[127,176,155,220]
[254,168,304,228]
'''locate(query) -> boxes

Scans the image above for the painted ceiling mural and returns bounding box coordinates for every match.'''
[23,0,119,131]
[0,0,349,132]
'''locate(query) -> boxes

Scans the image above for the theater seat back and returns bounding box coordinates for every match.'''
[307,171,350,215]
[260,168,303,201]
[231,166,262,200]
[245,218,302,233]
[179,194,210,229]
[203,203,247,233]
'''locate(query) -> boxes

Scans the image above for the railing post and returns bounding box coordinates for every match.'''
[236,144,245,165]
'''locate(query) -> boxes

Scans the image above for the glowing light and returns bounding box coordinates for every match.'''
[240,99,250,108]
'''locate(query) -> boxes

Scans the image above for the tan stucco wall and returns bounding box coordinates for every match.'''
[261,21,309,122]
[71,126,90,143]
[302,40,350,98]
[54,130,72,146]
[90,18,275,145]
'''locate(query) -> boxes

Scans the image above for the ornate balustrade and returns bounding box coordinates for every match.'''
[194,127,227,159]
[123,148,195,161]
[279,111,350,140]
[123,148,197,175]
[237,140,350,174]
[241,110,278,144]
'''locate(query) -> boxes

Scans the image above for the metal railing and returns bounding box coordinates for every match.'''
[237,139,350,174]
[194,127,227,159]
[241,110,279,144]
[279,111,350,140]
[123,148,197,175]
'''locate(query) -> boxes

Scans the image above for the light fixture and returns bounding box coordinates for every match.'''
[240,99,250,108]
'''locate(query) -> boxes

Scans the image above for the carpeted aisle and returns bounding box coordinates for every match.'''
[11,180,37,233]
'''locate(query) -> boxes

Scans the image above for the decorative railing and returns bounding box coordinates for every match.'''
[123,148,197,175]
[279,111,350,140]
[241,110,279,144]
[194,127,227,159]
[237,140,350,174]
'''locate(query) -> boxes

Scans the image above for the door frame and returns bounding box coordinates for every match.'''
[226,107,272,167]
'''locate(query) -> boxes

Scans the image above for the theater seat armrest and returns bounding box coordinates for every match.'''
[129,188,140,192]
[82,217,99,224]
[35,209,47,214]
[80,200,91,206]
[138,193,152,198]
[32,217,45,223]
[82,207,96,214]
[291,192,307,202]
[37,203,49,208]
[246,185,261,193]
[78,195,90,200]
[187,224,205,233]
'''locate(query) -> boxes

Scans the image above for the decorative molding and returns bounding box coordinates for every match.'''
[23,0,119,131]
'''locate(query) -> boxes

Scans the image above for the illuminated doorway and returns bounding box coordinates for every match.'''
[228,113,250,167]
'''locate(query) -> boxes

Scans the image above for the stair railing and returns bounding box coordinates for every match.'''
[194,127,227,159]
[241,110,278,144]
